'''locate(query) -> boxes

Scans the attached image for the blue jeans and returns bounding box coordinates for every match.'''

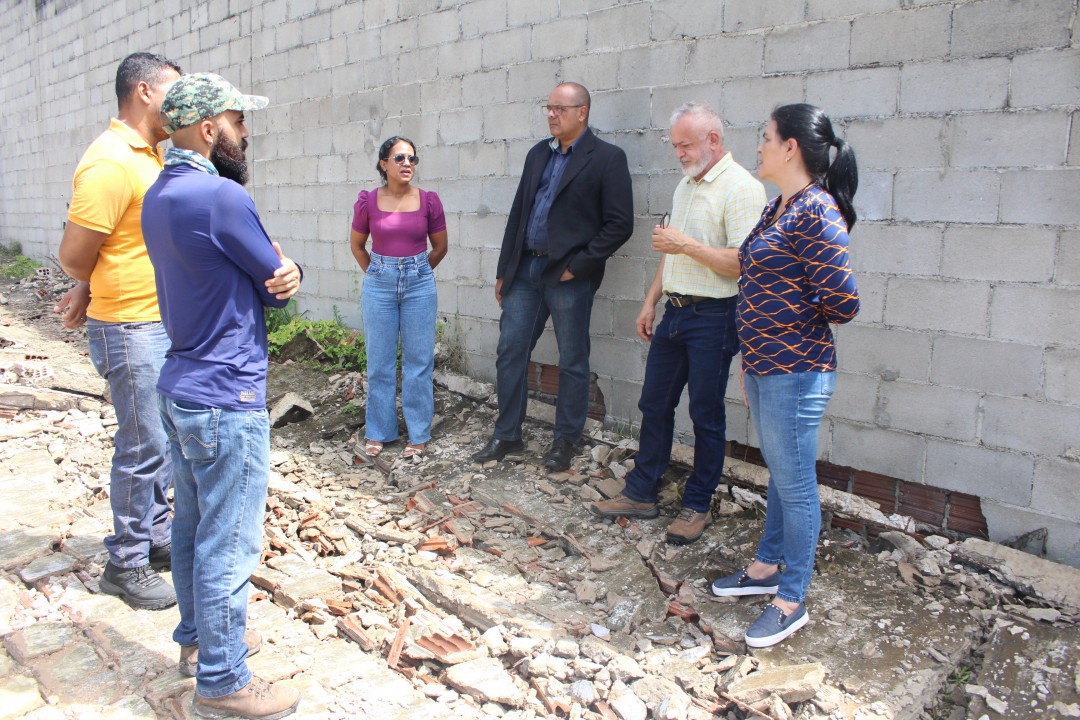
[86,319,172,568]
[361,251,437,445]
[745,370,836,604]
[159,396,269,698]
[494,254,595,444]
[623,298,738,513]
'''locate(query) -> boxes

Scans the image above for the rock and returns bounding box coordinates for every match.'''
[727,662,826,704]
[878,531,926,561]
[18,552,77,584]
[608,655,645,684]
[0,673,45,717]
[925,535,951,550]
[630,676,692,719]
[956,538,1080,614]
[435,370,495,400]
[268,392,314,428]
[444,657,525,707]
[591,445,611,464]
[569,679,598,705]
[509,636,542,658]
[590,624,610,639]
[554,639,580,659]
[481,626,509,655]
[1027,607,1062,623]
[731,486,765,509]
[965,684,1009,715]
[608,681,647,720]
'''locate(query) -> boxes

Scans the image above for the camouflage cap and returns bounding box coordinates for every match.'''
[160,72,269,135]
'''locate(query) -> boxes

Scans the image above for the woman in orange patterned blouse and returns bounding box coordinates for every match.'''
[710,104,860,648]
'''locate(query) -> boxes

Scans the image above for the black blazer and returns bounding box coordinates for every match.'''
[496,127,634,291]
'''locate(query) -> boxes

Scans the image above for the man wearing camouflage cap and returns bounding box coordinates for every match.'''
[142,72,301,720]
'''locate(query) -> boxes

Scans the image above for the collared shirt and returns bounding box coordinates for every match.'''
[662,152,766,299]
[67,118,164,322]
[525,135,581,253]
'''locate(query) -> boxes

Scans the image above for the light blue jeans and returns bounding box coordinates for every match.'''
[745,370,836,604]
[86,319,172,568]
[159,396,269,698]
[361,250,437,445]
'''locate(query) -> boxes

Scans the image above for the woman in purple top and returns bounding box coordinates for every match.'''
[350,136,448,459]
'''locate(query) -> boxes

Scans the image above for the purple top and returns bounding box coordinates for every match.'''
[351,188,447,257]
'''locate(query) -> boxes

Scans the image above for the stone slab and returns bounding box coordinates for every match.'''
[0,528,56,571]
[0,672,45,718]
[4,621,74,662]
[32,642,124,705]
[18,553,76,584]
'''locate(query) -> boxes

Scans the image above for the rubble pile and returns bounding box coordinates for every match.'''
[0,269,1079,720]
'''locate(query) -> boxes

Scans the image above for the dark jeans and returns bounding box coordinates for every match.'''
[494,254,595,444]
[622,297,738,513]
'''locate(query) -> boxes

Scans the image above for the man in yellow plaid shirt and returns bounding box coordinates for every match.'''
[592,101,765,544]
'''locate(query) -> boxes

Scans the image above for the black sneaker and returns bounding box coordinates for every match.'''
[149,543,172,572]
[99,561,177,611]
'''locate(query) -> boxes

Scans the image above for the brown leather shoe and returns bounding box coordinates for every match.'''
[590,494,660,519]
[180,629,263,678]
[192,677,299,719]
[665,507,714,545]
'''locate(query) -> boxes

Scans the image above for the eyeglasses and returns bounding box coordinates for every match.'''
[658,212,670,228]
[390,153,419,166]
[541,104,585,114]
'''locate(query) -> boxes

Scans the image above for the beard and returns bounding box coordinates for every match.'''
[210,135,249,186]
[681,154,712,179]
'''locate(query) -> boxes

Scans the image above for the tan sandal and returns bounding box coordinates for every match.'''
[364,440,384,457]
[402,443,426,459]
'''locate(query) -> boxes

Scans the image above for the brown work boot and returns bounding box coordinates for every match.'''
[665,507,714,545]
[180,630,263,678]
[590,494,659,519]
[192,677,299,719]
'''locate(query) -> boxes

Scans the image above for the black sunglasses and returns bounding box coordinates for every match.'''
[390,153,419,166]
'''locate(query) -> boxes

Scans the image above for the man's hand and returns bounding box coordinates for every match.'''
[265,241,301,300]
[636,302,656,342]
[559,268,576,282]
[495,277,504,307]
[651,225,689,255]
[53,281,90,330]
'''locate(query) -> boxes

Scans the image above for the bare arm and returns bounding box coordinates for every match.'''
[636,254,667,341]
[57,221,108,282]
[350,229,371,272]
[428,229,448,269]
[53,281,91,329]
[650,226,740,277]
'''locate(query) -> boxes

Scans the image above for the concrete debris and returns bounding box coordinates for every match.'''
[726,662,827,704]
[268,391,314,428]
[955,538,1080,614]
[444,657,526,707]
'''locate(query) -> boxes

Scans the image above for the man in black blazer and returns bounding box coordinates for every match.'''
[473,82,634,471]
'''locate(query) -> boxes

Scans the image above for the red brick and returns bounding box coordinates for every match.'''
[897,481,948,526]
[946,492,988,537]
[817,462,851,493]
[852,471,898,513]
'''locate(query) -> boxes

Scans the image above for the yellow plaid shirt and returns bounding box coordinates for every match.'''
[662,152,766,298]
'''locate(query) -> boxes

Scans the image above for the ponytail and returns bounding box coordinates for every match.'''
[825,136,858,230]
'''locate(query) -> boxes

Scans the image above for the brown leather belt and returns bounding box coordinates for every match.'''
[667,293,712,308]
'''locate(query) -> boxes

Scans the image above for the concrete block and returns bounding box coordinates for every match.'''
[456,211,507,249]
[397,46,440,84]
[590,336,648,384]
[1031,458,1080,517]
[457,284,501,321]
[723,0,803,32]
[616,43,686,89]
[894,170,1000,224]
[382,18,419,54]
[507,61,561,102]
[1059,229,1080,286]
[844,117,947,170]
[885,277,990,335]
[824,370,879,425]
[530,18,587,61]
[830,422,925,483]
[507,0,558,27]
[587,4,652,51]
[1045,347,1080,406]
[900,58,1010,114]
[421,144,460,180]
[461,68,508,107]
[991,286,1080,346]
[851,6,950,66]
[483,102,540,143]
[1001,169,1080,226]
[981,395,1080,458]
[649,82,724,129]
[438,106,485,144]
[951,111,1069,169]
[1011,49,1080,109]
[650,0,725,41]
[805,67,899,119]
[807,0,899,21]
[923,440,1034,504]
[848,222,942,277]
[765,21,851,74]
[590,88,652,133]
[981,501,1080,568]
[481,26,531,70]
[930,335,1043,399]
[685,34,763,83]
[720,75,804,125]
[418,8,460,47]
[479,176,520,215]
[420,76,462,115]
[598,256,649,301]
[618,129,681,176]
[877,381,979,441]
[591,296,614,336]
[459,141,507,178]
[460,0,506,38]
[437,38,483,77]
[952,0,1073,57]
[834,325,931,382]
[941,225,1056,282]
[854,273,886,324]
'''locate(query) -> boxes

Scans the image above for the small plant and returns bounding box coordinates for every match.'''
[0,253,42,280]
[266,304,367,372]
[947,665,973,687]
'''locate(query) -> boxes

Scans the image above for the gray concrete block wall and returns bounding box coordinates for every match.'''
[2,0,1079,564]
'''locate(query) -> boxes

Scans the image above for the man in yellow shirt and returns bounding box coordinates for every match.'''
[56,52,182,610]
[591,102,766,544]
